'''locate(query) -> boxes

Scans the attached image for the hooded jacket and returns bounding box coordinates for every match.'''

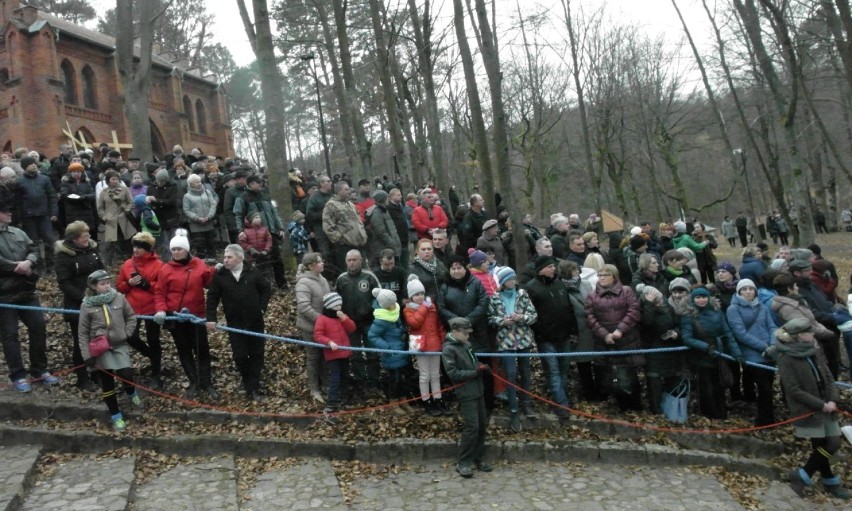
[314,312,355,361]
[54,239,103,319]
[404,300,445,352]
[15,170,57,218]
[726,294,775,364]
[59,173,96,227]
[439,273,489,351]
[116,250,163,315]
[442,333,483,401]
[368,203,402,257]
[182,185,219,233]
[322,195,367,247]
[487,288,537,351]
[154,256,214,316]
[367,305,409,369]
[680,295,741,368]
[295,268,331,332]
[771,329,839,429]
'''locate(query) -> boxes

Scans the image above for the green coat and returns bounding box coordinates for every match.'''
[442,334,483,401]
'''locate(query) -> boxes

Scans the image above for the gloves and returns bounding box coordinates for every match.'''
[85,357,96,368]
[153,311,166,325]
[249,248,259,255]
[705,345,718,358]
[476,363,490,373]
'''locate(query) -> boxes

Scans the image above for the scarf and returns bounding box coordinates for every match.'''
[414,255,437,274]
[499,288,517,316]
[374,304,400,322]
[83,289,117,307]
[665,266,687,278]
[322,308,338,318]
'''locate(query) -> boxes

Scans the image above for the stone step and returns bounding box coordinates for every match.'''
[19,456,135,511]
[0,444,42,511]
[243,458,344,511]
[130,456,238,511]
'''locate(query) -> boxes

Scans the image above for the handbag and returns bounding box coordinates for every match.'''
[661,379,690,423]
[408,334,422,352]
[88,304,112,358]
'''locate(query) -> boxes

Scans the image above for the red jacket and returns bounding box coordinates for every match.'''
[403,301,445,352]
[355,197,375,223]
[154,256,214,316]
[470,268,498,297]
[314,313,356,361]
[239,220,273,255]
[116,251,164,315]
[411,205,448,239]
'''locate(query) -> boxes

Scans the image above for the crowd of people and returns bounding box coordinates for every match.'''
[0,143,850,489]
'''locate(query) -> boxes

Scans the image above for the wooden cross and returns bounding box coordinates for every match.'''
[109,130,133,151]
[62,121,93,152]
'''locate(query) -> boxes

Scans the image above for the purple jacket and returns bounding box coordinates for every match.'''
[585,281,643,366]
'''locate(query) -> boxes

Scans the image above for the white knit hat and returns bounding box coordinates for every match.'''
[169,228,190,252]
[407,275,426,298]
[372,288,397,309]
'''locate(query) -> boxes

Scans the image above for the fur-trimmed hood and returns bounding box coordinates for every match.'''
[54,238,97,256]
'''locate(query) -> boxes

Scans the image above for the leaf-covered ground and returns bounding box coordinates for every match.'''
[10,232,852,509]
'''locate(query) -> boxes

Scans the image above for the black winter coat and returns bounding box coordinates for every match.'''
[54,239,104,320]
[386,201,409,249]
[409,258,447,302]
[149,181,180,230]
[206,264,272,330]
[59,174,96,230]
[335,269,381,324]
[442,333,484,401]
[523,275,577,345]
[439,274,489,351]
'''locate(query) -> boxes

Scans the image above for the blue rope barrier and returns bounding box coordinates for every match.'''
[3,302,851,391]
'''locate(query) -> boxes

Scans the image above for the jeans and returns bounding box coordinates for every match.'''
[501,348,532,413]
[0,299,48,381]
[170,322,212,388]
[326,358,349,409]
[538,342,571,413]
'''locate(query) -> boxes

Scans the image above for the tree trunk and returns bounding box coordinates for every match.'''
[332,0,372,180]
[452,0,494,207]
[561,0,600,214]
[236,0,292,242]
[368,0,410,185]
[116,0,159,162]
[313,1,357,175]
[407,0,449,195]
[472,0,525,268]
[733,0,814,245]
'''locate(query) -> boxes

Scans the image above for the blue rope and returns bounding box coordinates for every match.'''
[3,302,852,391]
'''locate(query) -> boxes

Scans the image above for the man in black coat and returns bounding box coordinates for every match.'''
[523,256,577,418]
[387,188,410,268]
[206,244,272,401]
[789,259,841,379]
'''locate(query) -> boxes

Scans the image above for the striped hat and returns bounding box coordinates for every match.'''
[322,292,343,310]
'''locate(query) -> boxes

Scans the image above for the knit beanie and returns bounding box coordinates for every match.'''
[372,288,397,308]
[322,292,343,310]
[407,275,426,298]
[468,248,488,267]
[630,226,642,236]
[769,259,786,271]
[496,267,516,287]
[630,235,647,251]
[641,285,663,302]
[169,228,190,252]
[156,169,170,182]
[736,279,756,293]
[669,277,691,292]
[19,157,36,170]
[673,221,687,233]
[534,255,556,274]
[371,190,389,203]
[717,262,737,276]
[133,194,148,208]
[690,287,710,298]
[68,162,85,173]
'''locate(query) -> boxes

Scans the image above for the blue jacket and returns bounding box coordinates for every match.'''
[739,256,765,283]
[681,302,741,368]
[367,307,409,369]
[726,294,775,364]
[757,288,780,326]
[16,171,57,218]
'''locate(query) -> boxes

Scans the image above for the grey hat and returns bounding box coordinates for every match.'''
[668,277,691,292]
[736,279,756,293]
[482,219,499,231]
[781,317,812,336]
[322,292,343,310]
[371,190,389,203]
[449,317,474,333]
[87,269,111,287]
[156,169,170,182]
[788,260,812,272]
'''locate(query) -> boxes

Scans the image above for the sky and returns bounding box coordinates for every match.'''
[83,0,713,69]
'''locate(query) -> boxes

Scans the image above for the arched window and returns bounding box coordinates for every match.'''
[60,60,77,105]
[183,95,195,132]
[0,68,8,89]
[81,65,97,109]
[195,99,207,134]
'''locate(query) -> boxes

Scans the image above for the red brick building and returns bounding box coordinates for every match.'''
[0,3,233,159]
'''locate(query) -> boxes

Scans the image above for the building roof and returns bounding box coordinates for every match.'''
[33,9,219,86]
